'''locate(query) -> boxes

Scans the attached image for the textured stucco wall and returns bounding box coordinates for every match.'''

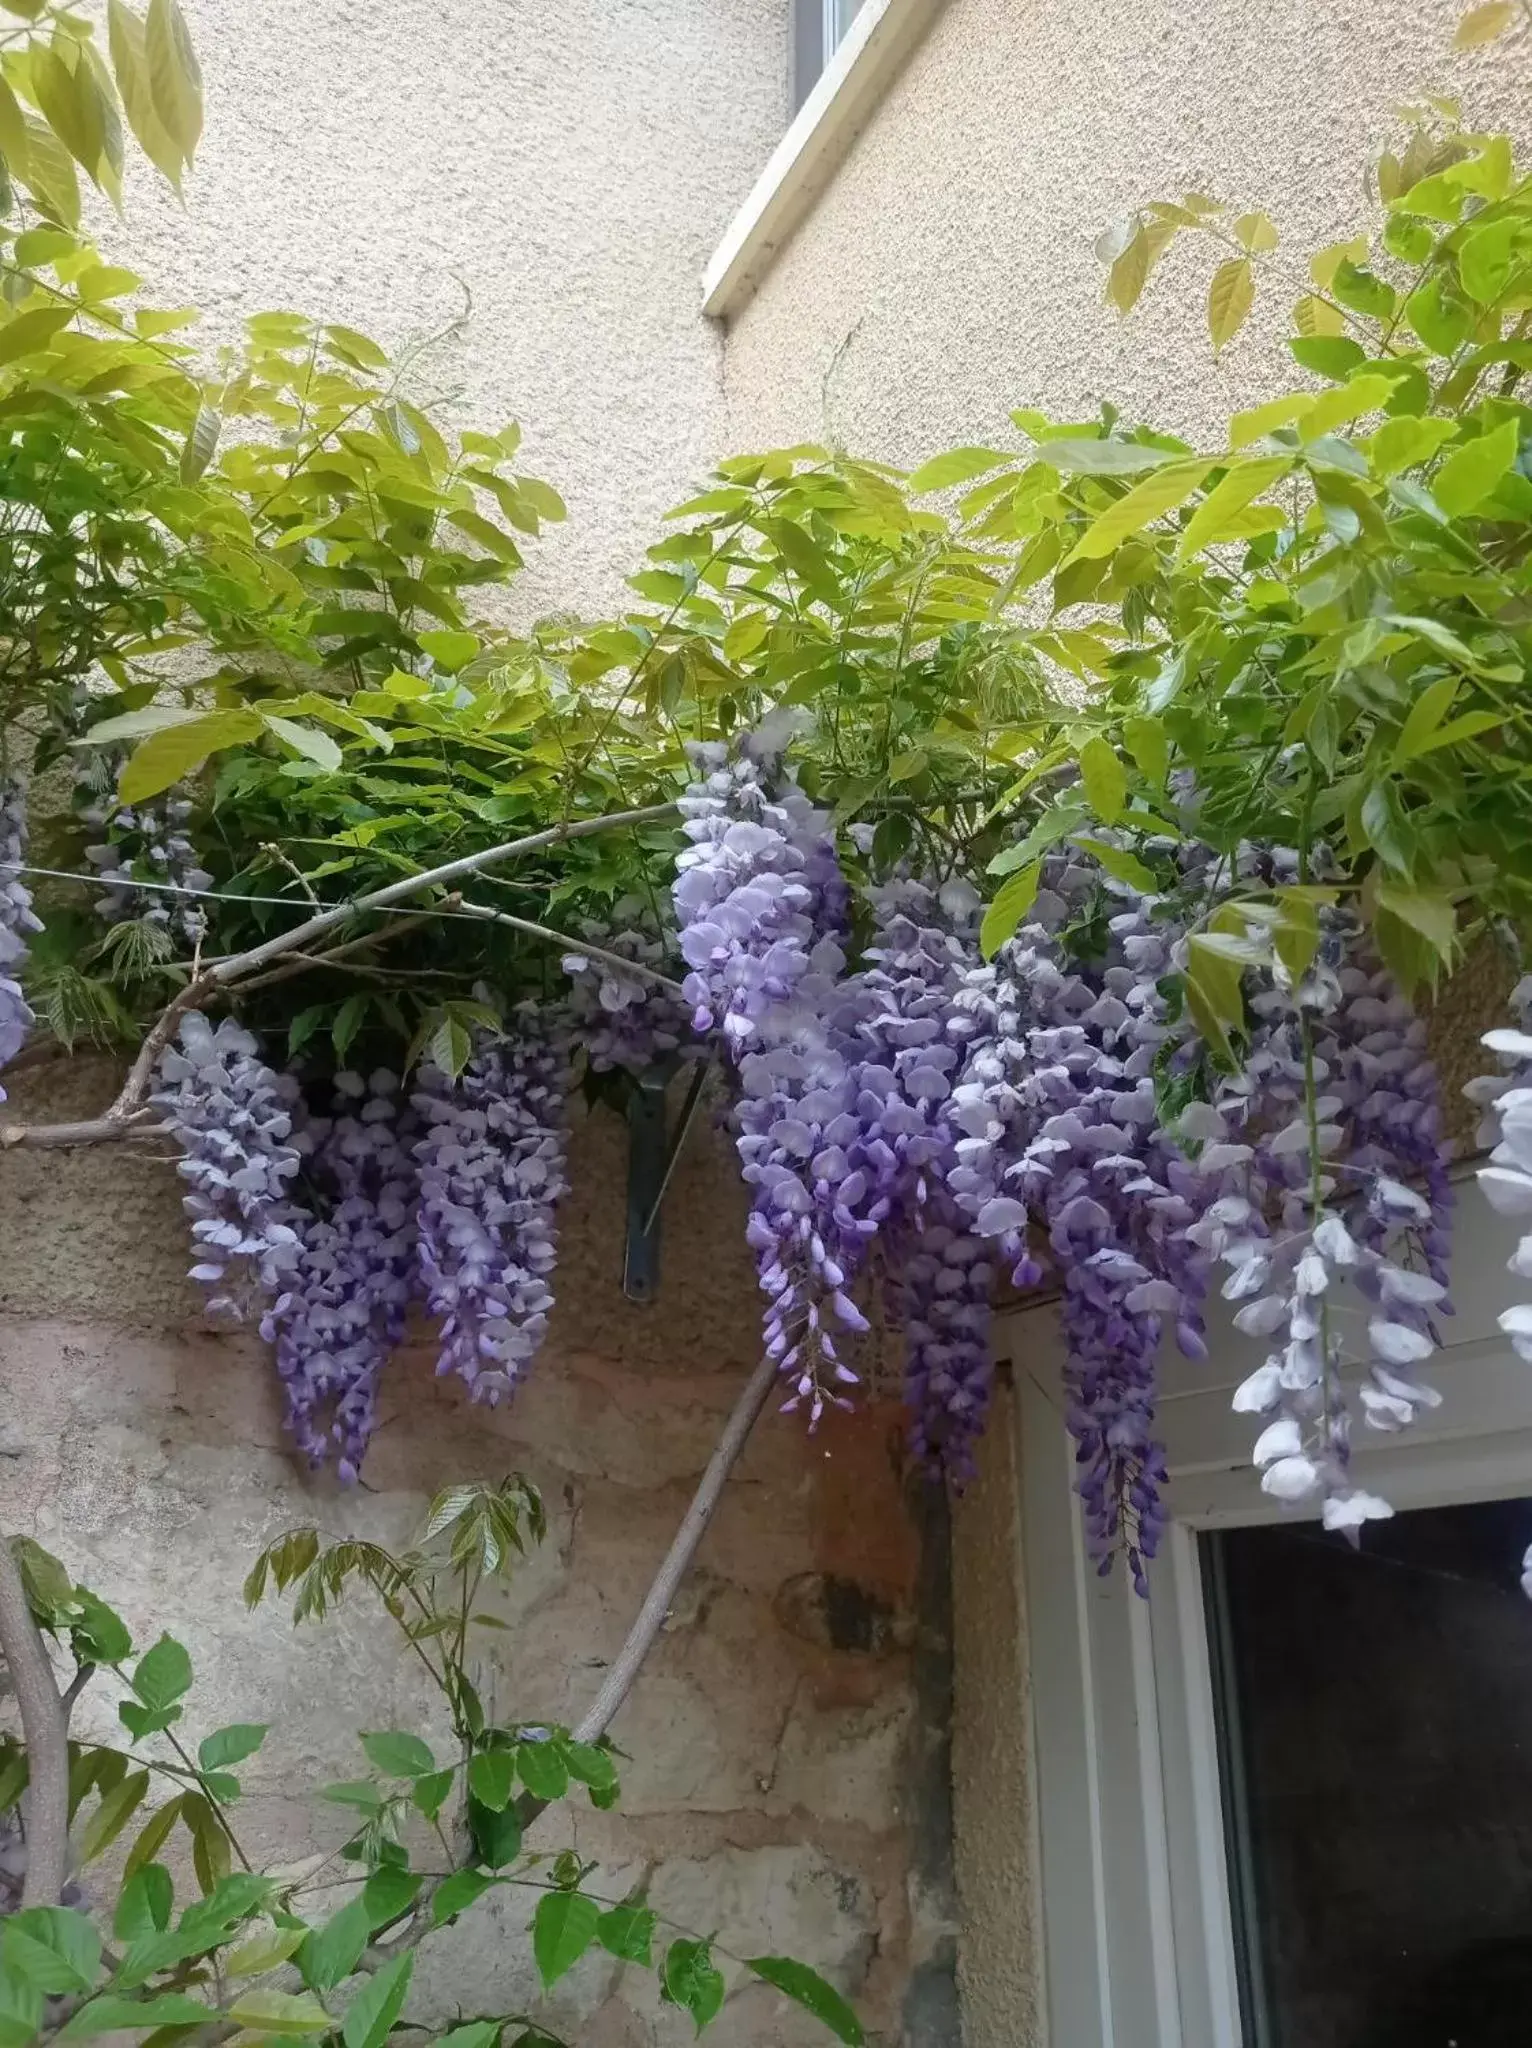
[0,1060,945,2043]
[721,0,1521,459]
[715,5,1532,2041]
[93,0,789,622]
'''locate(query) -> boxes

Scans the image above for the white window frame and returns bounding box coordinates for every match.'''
[1000,1174,1532,2048]
[701,0,947,321]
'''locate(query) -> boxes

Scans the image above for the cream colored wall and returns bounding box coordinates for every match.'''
[716,5,1529,2041]
[722,0,1520,463]
[96,0,789,621]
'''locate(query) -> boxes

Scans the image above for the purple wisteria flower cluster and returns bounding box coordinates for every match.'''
[671,732,870,1425]
[1186,918,1453,1542]
[943,854,1220,1586]
[0,778,40,1095]
[161,1009,578,1475]
[1470,977,1532,1588]
[82,789,214,946]
[413,1012,569,1406]
[152,1012,305,1318]
[560,899,692,1075]
[260,1069,417,1480]
[850,877,994,1477]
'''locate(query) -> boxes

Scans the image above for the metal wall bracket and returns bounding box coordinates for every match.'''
[622,1054,714,1304]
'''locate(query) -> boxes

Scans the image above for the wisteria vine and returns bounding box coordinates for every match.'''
[4,729,1527,1593]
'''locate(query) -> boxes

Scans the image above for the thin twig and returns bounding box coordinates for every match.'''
[0,805,680,1150]
[230,905,455,994]
[60,1663,95,1719]
[0,1538,69,1907]
[454,900,686,995]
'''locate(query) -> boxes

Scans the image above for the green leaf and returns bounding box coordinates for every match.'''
[361,1868,422,1931]
[144,0,201,165]
[466,1796,522,1870]
[1432,417,1520,517]
[1077,735,1127,822]
[515,1739,568,1802]
[434,2026,500,2048]
[59,1993,213,2037]
[2,1910,100,1995]
[560,1741,619,1795]
[114,1866,173,1944]
[132,1635,192,1713]
[0,305,73,368]
[979,861,1041,961]
[467,1749,516,1812]
[661,1939,725,2033]
[108,0,184,187]
[1176,457,1290,557]
[532,1893,600,1990]
[1233,210,1279,254]
[1374,882,1457,961]
[1393,675,1460,763]
[430,1868,497,1927]
[411,1768,455,1823]
[1287,335,1365,382]
[747,1958,864,2045]
[119,713,262,803]
[264,713,343,773]
[224,1925,308,1976]
[227,1990,334,2037]
[906,446,1014,494]
[71,1589,132,1665]
[1034,437,1177,476]
[341,1950,413,2048]
[1074,837,1158,891]
[1064,458,1213,563]
[361,1731,436,1780]
[1454,0,1514,44]
[596,1905,656,1966]
[0,1965,41,2048]
[320,1781,385,1812]
[417,629,480,671]
[1369,414,1457,480]
[80,1768,150,1863]
[1359,781,1415,874]
[199,1724,267,1771]
[300,1898,373,1993]
[180,402,220,483]
[122,1797,184,1880]
[1208,257,1255,351]
[21,114,81,226]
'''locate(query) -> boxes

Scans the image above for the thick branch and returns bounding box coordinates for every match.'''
[0,805,680,1150]
[571,1347,777,1743]
[211,802,679,986]
[0,1538,70,1907]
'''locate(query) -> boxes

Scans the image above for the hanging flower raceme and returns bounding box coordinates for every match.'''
[848,877,995,1476]
[1192,915,1452,1539]
[152,1013,305,1316]
[560,898,693,1075]
[944,854,1224,1585]
[412,1011,569,1405]
[671,730,868,1425]
[1470,976,1532,1595]
[261,1070,418,1481]
[83,788,213,946]
[0,778,40,1091]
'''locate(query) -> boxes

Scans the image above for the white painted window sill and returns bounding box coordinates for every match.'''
[701,0,946,322]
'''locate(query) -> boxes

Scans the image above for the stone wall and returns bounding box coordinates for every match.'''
[0,1057,950,2043]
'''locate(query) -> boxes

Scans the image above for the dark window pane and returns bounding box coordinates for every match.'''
[1204,1498,1532,2048]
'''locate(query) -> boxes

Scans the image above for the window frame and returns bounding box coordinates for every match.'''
[1002,1172,1532,2047]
